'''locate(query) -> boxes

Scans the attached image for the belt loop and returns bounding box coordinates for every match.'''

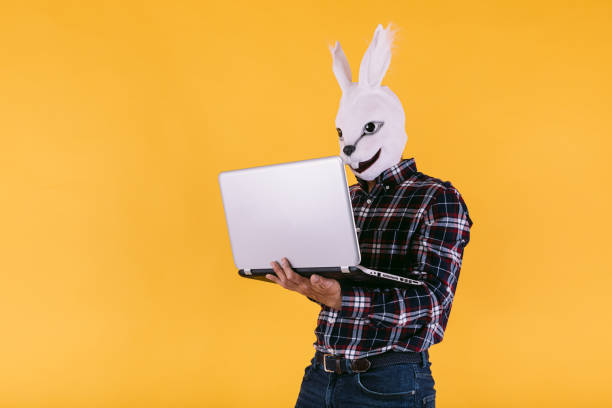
[420,350,427,368]
[344,358,353,375]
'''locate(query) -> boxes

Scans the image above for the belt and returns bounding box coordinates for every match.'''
[314,350,427,375]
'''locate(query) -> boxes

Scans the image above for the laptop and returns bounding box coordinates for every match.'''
[218,156,424,288]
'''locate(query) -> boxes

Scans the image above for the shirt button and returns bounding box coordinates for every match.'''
[366,199,372,204]
[385,185,390,190]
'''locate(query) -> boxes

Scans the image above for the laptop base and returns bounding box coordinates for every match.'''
[238,265,424,289]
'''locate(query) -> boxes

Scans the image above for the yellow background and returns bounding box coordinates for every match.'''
[1,1,611,407]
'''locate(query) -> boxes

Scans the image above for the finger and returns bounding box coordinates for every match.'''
[265,273,279,284]
[270,261,287,285]
[281,257,307,286]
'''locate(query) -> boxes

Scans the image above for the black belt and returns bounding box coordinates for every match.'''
[314,350,427,375]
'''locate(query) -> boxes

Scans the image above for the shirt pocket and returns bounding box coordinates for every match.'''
[358,228,414,271]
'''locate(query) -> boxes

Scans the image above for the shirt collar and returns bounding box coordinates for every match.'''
[355,157,418,192]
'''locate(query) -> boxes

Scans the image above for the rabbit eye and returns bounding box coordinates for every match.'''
[336,128,343,138]
[363,121,384,134]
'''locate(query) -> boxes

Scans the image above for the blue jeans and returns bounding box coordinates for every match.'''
[294,351,436,408]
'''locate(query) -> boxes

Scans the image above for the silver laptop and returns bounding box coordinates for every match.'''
[218,156,424,288]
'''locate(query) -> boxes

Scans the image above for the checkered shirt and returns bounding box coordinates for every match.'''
[310,157,473,359]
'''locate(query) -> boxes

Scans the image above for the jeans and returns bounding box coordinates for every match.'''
[294,351,436,408]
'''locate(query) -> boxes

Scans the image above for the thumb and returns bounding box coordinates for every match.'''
[311,274,332,289]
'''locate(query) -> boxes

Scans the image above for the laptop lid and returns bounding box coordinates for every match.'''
[218,156,361,270]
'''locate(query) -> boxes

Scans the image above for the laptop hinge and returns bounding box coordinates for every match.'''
[243,269,252,275]
[340,266,350,273]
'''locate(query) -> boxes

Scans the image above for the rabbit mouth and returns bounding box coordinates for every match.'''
[352,148,381,173]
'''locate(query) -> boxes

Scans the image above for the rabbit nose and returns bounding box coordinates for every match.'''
[343,145,356,156]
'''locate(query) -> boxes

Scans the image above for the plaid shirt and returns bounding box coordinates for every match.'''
[311,157,473,359]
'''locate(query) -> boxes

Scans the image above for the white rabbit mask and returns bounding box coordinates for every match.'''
[329,24,407,181]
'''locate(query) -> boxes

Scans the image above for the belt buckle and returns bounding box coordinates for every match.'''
[323,353,336,373]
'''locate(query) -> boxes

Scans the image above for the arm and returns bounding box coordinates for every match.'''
[336,187,473,335]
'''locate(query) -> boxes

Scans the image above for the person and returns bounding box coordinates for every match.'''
[265,24,473,408]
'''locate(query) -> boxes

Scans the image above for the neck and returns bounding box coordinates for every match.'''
[367,179,376,193]
[361,157,405,193]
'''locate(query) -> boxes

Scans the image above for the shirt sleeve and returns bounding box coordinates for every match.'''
[336,187,473,333]
[307,295,324,307]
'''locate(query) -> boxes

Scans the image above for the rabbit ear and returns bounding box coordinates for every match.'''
[358,23,396,88]
[329,40,352,92]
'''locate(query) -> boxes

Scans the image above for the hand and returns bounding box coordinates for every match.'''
[266,257,342,310]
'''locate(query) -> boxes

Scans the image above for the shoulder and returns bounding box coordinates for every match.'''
[399,170,463,198]
[394,170,454,203]
[401,171,473,227]
[417,173,473,230]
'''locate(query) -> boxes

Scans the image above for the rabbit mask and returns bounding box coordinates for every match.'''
[329,23,407,181]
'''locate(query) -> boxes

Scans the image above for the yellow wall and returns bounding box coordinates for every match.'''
[1,1,611,406]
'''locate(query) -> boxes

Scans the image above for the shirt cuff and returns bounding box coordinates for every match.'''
[307,296,324,306]
[337,284,372,320]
